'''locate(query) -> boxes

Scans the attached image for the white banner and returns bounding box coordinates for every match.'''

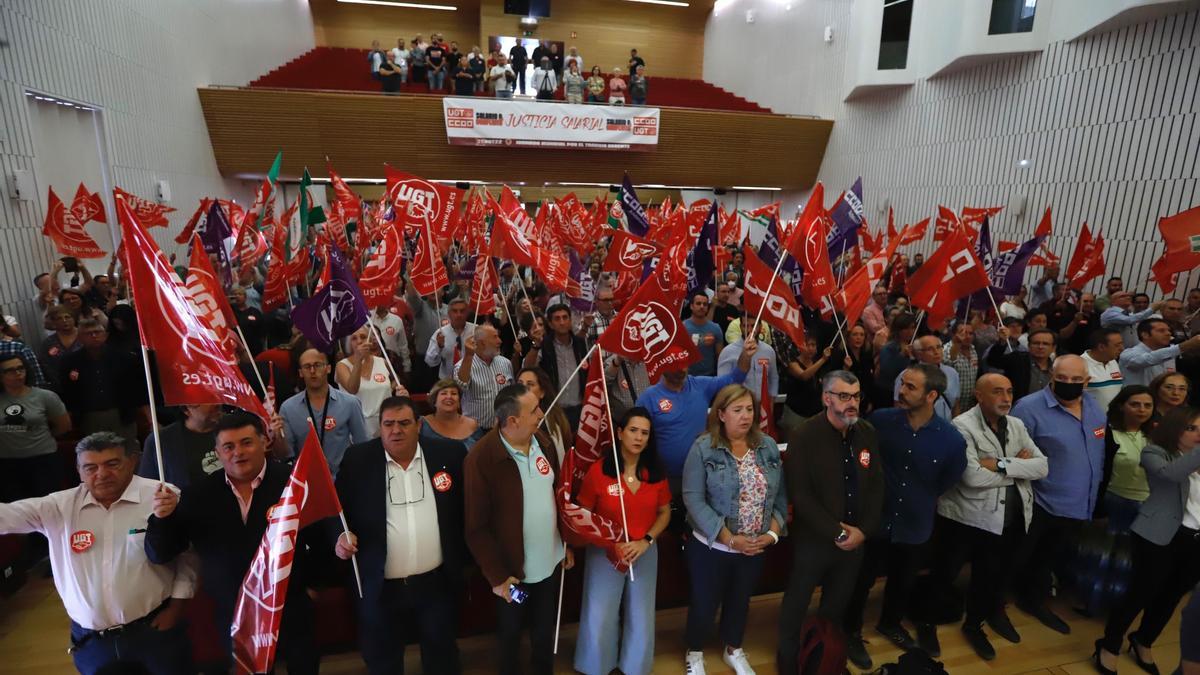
[442,97,660,151]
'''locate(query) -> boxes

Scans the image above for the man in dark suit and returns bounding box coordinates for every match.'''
[145,412,330,675]
[535,303,588,427]
[334,397,466,675]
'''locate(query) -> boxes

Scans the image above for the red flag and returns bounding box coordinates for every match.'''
[598,261,700,383]
[933,205,961,242]
[175,198,214,245]
[897,217,929,245]
[114,187,175,228]
[759,367,777,441]
[234,223,269,277]
[1065,222,1096,282]
[231,422,342,674]
[70,183,106,224]
[908,227,991,325]
[262,226,289,313]
[1150,205,1200,293]
[264,366,278,415]
[327,162,362,228]
[43,187,106,259]
[490,200,571,293]
[115,194,268,420]
[1034,206,1053,239]
[961,205,1004,226]
[410,229,449,297]
[997,240,1018,252]
[604,229,660,274]
[468,254,498,316]
[461,189,489,254]
[784,183,837,318]
[741,244,806,349]
[1068,234,1106,289]
[385,166,463,240]
[886,208,899,244]
[860,228,882,257]
[837,233,902,330]
[185,236,240,360]
[359,222,403,309]
[286,245,311,288]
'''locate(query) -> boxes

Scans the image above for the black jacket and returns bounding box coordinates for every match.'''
[538,333,588,402]
[335,437,467,608]
[145,460,334,642]
[785,413,885,543]
[985,341,1038,399]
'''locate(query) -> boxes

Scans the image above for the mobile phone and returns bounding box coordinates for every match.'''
[835,529,850,544]
[509,584,528,604]
[61,257,80,273]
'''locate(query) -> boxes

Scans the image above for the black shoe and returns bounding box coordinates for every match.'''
[962,624,995,661]
[1092,639,1118,675]
[875,622,918,651]
[1127,636,1160,675]
[915,622,941,657]
[1016,600,1070,634]
[846,633,873,670]
[986,610,1021,644]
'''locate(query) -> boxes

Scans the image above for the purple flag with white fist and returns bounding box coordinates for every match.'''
[291,246,368,352]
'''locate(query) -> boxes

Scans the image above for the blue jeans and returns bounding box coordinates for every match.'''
[1105,492,1143,534]
[575,545,658,675]
[428,70,445,90]
[495,89,513,99]
[685,536,766,651]
[70,618,192,675]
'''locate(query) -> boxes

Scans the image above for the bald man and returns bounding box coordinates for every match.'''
[455,323,514,431]
[279,348,368,476]
[933,374,1048,659]
[1009,355,1105,635]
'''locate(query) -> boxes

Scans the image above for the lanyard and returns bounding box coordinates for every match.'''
[305,392,330,446]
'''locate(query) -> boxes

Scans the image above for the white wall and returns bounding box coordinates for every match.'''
[706,0,1200,297]
[0,0,314,339]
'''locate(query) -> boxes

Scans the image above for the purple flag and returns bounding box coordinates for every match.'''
[686,201,718,297]
[826,177,865,261]
[959,217,1002,318]
[992,235,1045,295]
[291,246,368,352]
[758,216,804,301]
[200,200,234,286]
[620,174,650,237]
[567,249,595,313]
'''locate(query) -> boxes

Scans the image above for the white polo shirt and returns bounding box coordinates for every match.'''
[1082,351,1123,410]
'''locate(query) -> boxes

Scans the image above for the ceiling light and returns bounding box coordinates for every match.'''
[626,0,690,7]
[336,0,458,10]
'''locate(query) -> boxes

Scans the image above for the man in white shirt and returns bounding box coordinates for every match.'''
[1081,327,1125,410]
[490,53,516,98]
[455,324,514,431]
[0,431,196,674]
[425,298,475,380]
[369,305,412,374]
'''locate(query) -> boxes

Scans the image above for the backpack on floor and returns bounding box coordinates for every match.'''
[797,616,847,675]
[877,650,950,675]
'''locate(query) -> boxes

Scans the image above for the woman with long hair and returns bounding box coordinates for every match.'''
[516,366,573,463]
[335,326,402,438]
[1149,371,1189,422]
[682,384,787,675]
[1100,385,1156,533]
[574,407,671,675]
[830,323,876,409]
[1095,406,1200,675]
[420,378,481,453]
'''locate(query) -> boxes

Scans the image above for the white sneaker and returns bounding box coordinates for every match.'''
[685,650,707,675]
[723,647,756,675]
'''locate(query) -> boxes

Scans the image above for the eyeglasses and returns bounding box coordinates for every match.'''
[1,366,25,375]
[387,469,426,506]
[1163,385,1190,393]
[827,391,862,402]
[299,363,328,372]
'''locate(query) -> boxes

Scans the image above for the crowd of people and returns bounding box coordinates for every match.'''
[367,33,649,104]
[3,228,1200,675]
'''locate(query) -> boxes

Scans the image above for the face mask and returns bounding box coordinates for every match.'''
[1052,380,1084,401]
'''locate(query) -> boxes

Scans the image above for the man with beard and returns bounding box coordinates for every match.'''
[138,404,223,489]
[843,364,967,667]
[777,371,884,674]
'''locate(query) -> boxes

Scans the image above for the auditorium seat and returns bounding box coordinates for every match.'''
[249,47,771,113]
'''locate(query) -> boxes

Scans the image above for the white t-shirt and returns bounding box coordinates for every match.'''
[369,312,411,372]
[1081,351,1123,410]
[490,65,514,91]
[339,356,392,439]
[389,48,409,69]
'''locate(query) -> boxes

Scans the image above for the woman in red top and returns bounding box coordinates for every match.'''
[574,406,670,675]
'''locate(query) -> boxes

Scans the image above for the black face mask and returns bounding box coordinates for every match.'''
[1052,380,1084,401]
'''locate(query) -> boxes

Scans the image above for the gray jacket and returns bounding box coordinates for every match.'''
[1130,443,1200,546]
[682,433,788,544]
[938,405,1048,535]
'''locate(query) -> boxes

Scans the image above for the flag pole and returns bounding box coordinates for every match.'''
[494,260,523,347]
[537,343,599,432]
[911,310,925,345]
[234,324,270,404]
[597,345,634,581]
[367,321,404,393]
[748,246,792,343]
[138,344,167,484]
[338,511,365,599]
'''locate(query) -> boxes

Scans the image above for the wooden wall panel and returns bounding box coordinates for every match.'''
[198,88,831,190]
[311,0,483,52]
[478,1,711,79]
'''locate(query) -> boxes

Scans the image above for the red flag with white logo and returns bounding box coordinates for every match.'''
[114,187,175,229]
[908,226,991,325]
[603,229,661,274]
[359,222,403,309]
[70,183,106,224]
[43,186,106,259]
[410,228,449,297]
[1065,222,1096,283]
[384,166,463,241]
[327,162,362,229]
[262,225,289,313]
[1150,205,1200,293]
[597,260,699,383]
[468,254,498,316]
[933,205,961,242]
[231,421,342,674]
[116,194,268,419]
[185,235,240,360]
[1068,234,1106,289]
[741,244,806,348]
[783,183,837,319]
[836,230,902,330]
[490,200,572,293]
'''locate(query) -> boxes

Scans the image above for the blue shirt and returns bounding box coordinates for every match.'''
[1011,388,1106,520]
[869,408,967,545]
[280,387,368,477]
[684,318,723,376]
[636,370,747,477]
[893,364,959,420]
[500,433,564,584]
[717,340,777,401]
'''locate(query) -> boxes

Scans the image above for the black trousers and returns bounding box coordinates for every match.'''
[929,515,1025,626]
[495,567,561,675]
[1013,502,1082,606]
[0,453,62,563]
[844,538,923,634]
[361,569,461,675]
[1101,527,1200,653]
[686,538,767,651]
[777,537,864,672]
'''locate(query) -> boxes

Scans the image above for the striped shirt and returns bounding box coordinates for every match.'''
[454,353,514,430]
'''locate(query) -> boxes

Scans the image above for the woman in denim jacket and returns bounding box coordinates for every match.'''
[681,383,787,675]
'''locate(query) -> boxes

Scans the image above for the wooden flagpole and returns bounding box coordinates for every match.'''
[138,344,166,484]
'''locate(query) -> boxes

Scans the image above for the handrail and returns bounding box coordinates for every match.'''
[201,84,826,120]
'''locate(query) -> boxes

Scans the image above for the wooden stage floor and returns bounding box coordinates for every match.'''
[0,577,1183,673]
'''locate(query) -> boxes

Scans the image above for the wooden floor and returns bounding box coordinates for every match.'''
[0,577,1183,674]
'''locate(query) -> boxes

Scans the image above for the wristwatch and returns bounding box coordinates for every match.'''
[642,534,654,545]
[996,458,1008,474]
